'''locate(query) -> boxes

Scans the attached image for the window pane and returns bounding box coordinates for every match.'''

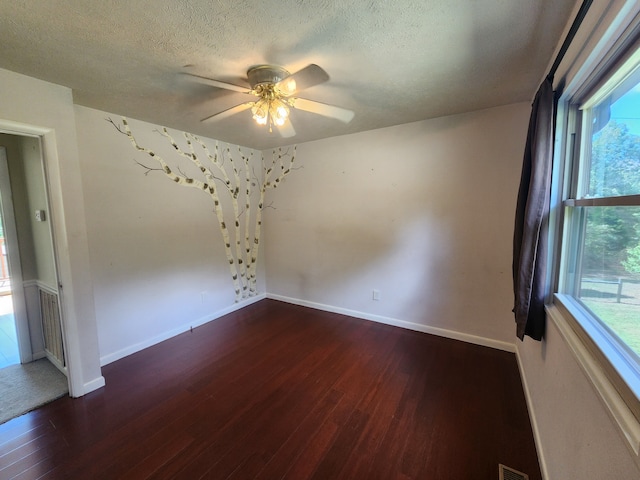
[579,206,640,357]
[588,75,640,198]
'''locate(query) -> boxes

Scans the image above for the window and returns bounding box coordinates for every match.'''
[556,44,640,424]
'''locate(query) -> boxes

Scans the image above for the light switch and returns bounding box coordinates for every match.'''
[35,209,46,222]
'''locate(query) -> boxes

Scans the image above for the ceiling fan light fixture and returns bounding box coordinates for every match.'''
[194,63,353,136]
[273,99,290,123]
[278,78,297,96]
[251,95,290,129]
[253,113,268,126]
[251,99,269,125]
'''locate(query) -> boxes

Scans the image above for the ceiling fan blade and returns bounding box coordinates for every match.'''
[291,97,354,123]
[276,64,329,96]
[276,119,296,138]
[183,73,253,94]
[201,102,254,122]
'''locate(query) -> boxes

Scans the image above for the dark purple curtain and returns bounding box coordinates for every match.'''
[512,77,556,341]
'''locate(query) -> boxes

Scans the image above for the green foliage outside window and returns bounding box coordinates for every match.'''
[583,121,640,277]
[623,243,640,274]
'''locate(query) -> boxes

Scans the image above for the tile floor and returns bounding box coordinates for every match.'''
[0,295,19,369]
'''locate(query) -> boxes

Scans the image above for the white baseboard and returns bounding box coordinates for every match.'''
[99,293,267,366]
[266,293,516,353]
[32,350,47,361]
[82,375,106,396]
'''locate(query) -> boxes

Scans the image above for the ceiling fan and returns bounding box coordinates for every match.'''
[185,64,354,138]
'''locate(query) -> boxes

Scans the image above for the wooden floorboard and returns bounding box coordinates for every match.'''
[0,299,541,479]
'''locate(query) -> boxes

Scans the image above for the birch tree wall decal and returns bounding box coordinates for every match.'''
[108,117,297,302]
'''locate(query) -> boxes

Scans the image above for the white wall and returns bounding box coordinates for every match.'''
[0,67,103,396]
[264,103,529,347]
[74,106,265,364]
[21,136,57,288]
[518,319,640,479]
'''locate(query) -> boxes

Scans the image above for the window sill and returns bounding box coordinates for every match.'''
[548,295,640,456]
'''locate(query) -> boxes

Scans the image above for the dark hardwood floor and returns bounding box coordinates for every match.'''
[0,299,541,479]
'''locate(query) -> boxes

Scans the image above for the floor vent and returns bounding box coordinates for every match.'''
[39,287,65,368]
[499,464,529,480]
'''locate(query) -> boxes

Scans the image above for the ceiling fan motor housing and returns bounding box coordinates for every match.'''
[247,65,290,88]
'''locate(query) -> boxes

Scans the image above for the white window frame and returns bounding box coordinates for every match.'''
[550,5,640,456]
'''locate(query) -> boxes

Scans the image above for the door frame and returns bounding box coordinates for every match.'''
[0,119,92,397]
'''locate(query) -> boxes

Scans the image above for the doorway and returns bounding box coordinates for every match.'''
[0,136,70,423]
[0,138,65,372]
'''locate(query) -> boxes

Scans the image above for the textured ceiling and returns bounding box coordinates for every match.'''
[0,0,577,150]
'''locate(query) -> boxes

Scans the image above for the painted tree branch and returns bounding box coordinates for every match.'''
[108,117,296,301]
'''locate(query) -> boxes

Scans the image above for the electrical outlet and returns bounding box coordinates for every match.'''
[201,291,208,303]
[372,289,380,301]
